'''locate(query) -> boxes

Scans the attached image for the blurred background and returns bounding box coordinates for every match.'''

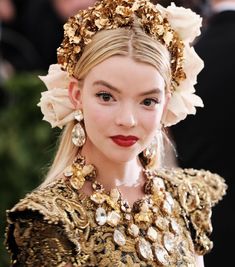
[0,0,234,266]
[0,0,97,265]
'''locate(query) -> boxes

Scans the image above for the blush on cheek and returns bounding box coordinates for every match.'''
[146,111,162,127]
[84,104,112,127]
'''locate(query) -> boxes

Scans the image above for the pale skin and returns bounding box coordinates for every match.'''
[67,56,204,267]
[52,0,96,19]
[70,56,167,204]
[0,0,15,21]
[211,0,235,5]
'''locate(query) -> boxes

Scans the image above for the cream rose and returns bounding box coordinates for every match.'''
[157,3,204,127]
[38,64,71,90]
[38,89,75,128]
[162,86,204,127]
[179,44,204,91]
[38,64,75,128]
[157,3,202,42]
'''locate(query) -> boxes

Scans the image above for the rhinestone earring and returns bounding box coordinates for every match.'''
[72,110,86,147]
[143,137,158,168]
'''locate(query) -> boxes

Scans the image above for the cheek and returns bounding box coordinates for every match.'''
[141,107,163,132]
[82,100,112,131]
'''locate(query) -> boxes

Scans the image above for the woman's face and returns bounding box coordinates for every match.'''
[74,56,168,163]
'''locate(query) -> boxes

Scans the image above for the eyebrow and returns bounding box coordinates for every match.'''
[93,80,120,93]
[93,80,163,96]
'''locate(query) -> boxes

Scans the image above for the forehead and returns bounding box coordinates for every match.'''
[84,56,165,92]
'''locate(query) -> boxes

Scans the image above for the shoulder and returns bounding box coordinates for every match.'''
[7,177,87,224]
[152,167,227,255]
[155,167,227,207]
[5,178,86,266]
[7,177,89,237]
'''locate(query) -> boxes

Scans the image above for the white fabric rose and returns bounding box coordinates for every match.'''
[182,44,204,87]
[38,89,75,128]
[157,3,202,42]
[156,3,204,126]
[38,64,71,90]
[38,64,75,128]
[162,89,204,127]
[162,44,204,127]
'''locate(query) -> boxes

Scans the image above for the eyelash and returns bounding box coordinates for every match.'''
[95,91,160,107]
[141,98,160,107]
[95,92,115,102]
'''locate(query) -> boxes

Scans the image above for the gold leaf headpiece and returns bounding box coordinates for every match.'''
[38,0,204,128]
[57,0,185,91]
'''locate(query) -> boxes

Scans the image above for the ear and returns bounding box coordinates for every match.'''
[68,78,82,109]
[163,92,171,114]
[161,92,171,127]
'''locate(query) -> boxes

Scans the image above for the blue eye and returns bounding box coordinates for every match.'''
[96,92,114,102]
[141,98,160,107]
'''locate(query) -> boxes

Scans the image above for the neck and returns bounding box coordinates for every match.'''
[80,141,144,192]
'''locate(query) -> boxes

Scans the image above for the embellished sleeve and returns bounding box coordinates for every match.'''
[160,168,227,255]
[5,210,77,267]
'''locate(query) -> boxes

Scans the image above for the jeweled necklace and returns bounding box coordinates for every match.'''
[63,154,180,264]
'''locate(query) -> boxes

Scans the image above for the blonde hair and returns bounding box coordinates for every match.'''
[40,22,172,188]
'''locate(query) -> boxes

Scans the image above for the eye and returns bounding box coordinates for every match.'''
[141,98,160,107]
[96,92,115,102]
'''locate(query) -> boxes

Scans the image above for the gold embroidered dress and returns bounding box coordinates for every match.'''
[5,158,226,267]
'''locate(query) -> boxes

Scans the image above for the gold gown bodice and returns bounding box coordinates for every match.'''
[5,167,226,267]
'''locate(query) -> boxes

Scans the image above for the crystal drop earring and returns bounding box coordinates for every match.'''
[71,110,86,147]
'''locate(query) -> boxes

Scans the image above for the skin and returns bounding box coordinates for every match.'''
[211,0,235,5]
[0,0,15,22]
[69,55,204,266]
[52,0,97,19]
[69,56,167,198]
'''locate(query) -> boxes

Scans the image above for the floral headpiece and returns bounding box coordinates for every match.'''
[38,0,204,128]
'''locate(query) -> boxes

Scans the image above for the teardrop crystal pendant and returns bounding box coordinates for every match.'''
[72,123,86,147]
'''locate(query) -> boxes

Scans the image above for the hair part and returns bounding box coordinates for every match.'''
[74,22,171,91]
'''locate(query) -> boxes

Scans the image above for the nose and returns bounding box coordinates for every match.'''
[115,104,137,128]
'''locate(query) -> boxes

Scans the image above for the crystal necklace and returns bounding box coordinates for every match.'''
[63,154,180,265]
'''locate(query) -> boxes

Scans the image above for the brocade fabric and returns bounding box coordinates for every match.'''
[5,168,226,267]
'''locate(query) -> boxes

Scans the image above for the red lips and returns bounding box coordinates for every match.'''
[111,135,139,147]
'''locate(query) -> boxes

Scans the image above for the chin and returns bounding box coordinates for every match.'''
[105,150,139,164]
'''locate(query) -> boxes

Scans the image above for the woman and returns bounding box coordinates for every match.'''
[5,0,226,266]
